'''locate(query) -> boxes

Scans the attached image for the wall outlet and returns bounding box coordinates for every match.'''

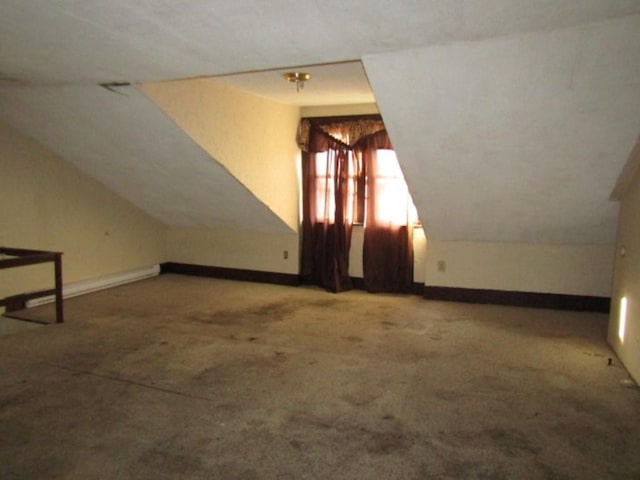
[283,250,288,260]
[437,260,446,272]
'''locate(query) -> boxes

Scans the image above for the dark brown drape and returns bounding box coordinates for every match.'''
[301,127,357,292]
[355,130,414,293]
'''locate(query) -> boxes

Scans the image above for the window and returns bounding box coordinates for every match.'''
[313,150,360,223]
[313,149,418,226]
[368,150,419,226]
[300,117,417,293]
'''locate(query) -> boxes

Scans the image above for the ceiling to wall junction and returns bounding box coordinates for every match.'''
[0,1,639,242]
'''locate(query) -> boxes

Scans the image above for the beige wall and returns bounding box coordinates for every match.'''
[143,78,302,275]
[609,165,640,383]
[301,103,379,118]
[163,224,431,281]
[424,240,614,297]
[1,97,616,316]
[0,120,166,308]
[167,227,298,275]
[142,79,301,232]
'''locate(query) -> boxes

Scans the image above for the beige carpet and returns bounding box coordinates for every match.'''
[0,274,638,479]
[3,307,57,325]
[0,315,44,335]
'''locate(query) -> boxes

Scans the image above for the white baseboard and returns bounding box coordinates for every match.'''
[26,264,161,308]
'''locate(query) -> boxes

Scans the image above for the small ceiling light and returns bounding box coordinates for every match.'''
[283,72,310,92]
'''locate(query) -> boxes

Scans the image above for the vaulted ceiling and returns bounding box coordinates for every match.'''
[1,1,639,243]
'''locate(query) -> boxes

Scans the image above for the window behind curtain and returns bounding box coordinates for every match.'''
[314,150,364,224]
[314,149,418,226]
[367,150,419,226]
[300,117,417,294]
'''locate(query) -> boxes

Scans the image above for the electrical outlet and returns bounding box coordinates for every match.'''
[283,250,288,260]
[437,260,446,272]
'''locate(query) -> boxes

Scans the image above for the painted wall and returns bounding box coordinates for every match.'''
[301,103,379,118]
[0,120,166,309]
[142,79,301,233]
[424,241,614,297]
[142,78,302,275]
[167,227,298,275]
[609,165,640,383]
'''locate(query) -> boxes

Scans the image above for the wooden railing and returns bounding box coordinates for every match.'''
[0,247,63,323]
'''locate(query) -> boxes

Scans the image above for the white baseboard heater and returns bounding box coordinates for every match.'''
[26,264,160,308]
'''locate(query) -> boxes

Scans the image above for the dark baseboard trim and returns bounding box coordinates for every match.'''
[160,262,300,287]
[423,286,610,313]
[350,277,424,296]
[159,263,609,312]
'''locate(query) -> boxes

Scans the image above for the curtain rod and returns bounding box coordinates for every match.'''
[302,114,382,125]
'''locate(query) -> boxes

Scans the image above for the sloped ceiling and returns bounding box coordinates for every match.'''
[0,85,290,232]
[1,1,639,85]
[1,1,640,242]
[365,15,640,244]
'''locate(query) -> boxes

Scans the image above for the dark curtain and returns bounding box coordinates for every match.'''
[355,130,414,293]
[301,127,356,292]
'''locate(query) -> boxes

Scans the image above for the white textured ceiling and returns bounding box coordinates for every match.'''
[0,85,291,233]
[365,15,640,243]
[1,1,639,241]
[1,1,639,85]
[210,62,375,107]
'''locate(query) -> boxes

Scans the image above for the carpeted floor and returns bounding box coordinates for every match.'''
[1,274,638,479]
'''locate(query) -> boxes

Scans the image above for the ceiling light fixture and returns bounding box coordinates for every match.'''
[283,72,310,92]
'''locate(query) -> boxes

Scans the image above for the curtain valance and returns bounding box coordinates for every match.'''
[297,116,386,152]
